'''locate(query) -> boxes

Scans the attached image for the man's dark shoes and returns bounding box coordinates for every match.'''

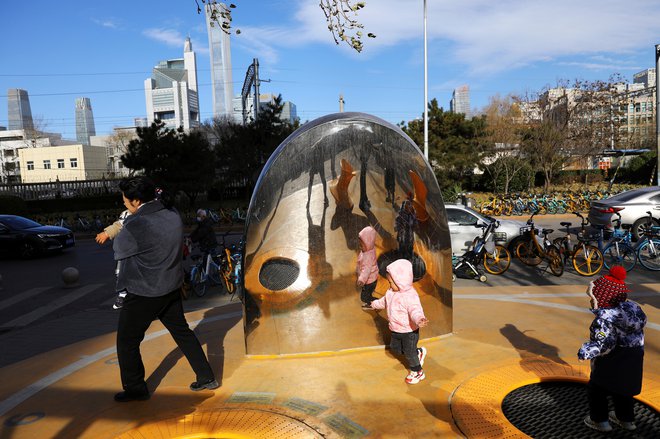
[114,391,150,402]
[190,378,220,391]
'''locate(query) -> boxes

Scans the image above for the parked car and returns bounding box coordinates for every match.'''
[0,215,75,258]
[445,203,525,256]
[588,186,660,240]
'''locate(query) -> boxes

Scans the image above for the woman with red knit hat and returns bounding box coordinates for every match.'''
[578,265,647,433]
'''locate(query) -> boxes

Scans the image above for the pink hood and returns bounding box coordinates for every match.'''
[357,226,379,285]
[371,259,426,332]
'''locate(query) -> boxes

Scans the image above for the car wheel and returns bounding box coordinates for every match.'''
[20,242,39,259]
[631,217,659,241]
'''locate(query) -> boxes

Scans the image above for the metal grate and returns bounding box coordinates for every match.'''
[259,258,301,291]
[502,382,660,438]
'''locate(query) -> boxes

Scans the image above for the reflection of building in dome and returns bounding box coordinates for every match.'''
[242,112,452,355]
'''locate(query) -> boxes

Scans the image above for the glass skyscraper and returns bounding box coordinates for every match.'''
[450,85,471,118]
[206,2,234,119]
[7,88,34,131]
[75,97,96,145]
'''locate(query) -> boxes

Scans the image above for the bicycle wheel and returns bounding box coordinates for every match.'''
[484,245,511,274]
[552,237,569,264]
[191,268,207,297]
[603,242,636,272]
[546,245,564,276]
[637,239,660,271]
[515,240,542,266]
[572,245,603,276]
[207,262,222,285]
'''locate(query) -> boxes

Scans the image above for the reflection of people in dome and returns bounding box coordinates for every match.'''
[368,259,428,385]
[395,199,418,262]
[356,226,379,308]
[384,167,395,205]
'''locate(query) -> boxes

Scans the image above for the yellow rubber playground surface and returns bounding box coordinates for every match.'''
[0,283,658,438]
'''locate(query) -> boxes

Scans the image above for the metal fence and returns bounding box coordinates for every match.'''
[0,178,120,201]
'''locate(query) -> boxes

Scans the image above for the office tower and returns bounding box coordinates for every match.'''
[633,68,656,89]
[75,97,96,145]
[7,88,34,131]
[450,85,471,118]
[144,37,199,130]
[206,2,234,119]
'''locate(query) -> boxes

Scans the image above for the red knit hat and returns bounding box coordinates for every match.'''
[591,266,629,308]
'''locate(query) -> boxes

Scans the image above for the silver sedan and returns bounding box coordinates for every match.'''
[588,186,660,240]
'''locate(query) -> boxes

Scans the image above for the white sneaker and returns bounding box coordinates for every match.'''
[405,370,425,384]
[418,347,427,367]
[609,411,636,431]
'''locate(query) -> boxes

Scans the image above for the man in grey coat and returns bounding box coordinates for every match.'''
[113,176,218,402]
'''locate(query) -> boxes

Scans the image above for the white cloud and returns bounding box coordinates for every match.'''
[143,28,184,48]
[92,18,119,29]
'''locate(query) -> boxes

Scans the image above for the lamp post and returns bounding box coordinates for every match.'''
[423,0,429,161]
[656,44,660,185]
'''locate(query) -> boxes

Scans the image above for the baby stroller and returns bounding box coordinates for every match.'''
[452,220,511,282]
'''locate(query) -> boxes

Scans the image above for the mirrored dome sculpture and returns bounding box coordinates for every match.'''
[242,112,452,355]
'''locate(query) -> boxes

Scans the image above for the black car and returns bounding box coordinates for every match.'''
[0,215,75,258]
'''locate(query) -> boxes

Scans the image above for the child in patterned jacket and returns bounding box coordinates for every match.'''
[578,265,647,433]
[368,259,429,384]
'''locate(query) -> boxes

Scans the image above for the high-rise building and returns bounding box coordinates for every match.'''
[75,97,96,145]
[144,37,199,130]
[206,2,234,119]
[633,68,656,88]
[450,85,471,118]
[7,88,34,131]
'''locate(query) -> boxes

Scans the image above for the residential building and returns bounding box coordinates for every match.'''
[144,37,199,131]
[450,85,471,118]
[233,93,298,124]
[7,88,34,131]
[0,129,74,183]
[206,2,234,119]
[89,127,138,178]
[18,144,107,183]
[75,97,96,145]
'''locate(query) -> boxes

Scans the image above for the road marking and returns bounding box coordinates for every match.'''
[0,284,104,329]
[455,292,660,331]
[0,287,50,311]
[0,310,243,417]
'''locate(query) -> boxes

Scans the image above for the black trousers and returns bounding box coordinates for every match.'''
[588,381,635,423]
[390,329,422,372]
[360,280,377,304]
[117,289,214,394]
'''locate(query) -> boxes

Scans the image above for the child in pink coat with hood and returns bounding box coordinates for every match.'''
[357,226,379,308]
[369,259,429,384]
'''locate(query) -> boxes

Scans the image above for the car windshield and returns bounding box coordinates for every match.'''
[607,189,654,203]
[0,216,42,230]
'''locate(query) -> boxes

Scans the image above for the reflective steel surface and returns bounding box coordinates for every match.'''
[243,112,452,355]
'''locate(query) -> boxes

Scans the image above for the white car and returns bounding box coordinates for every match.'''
[445,203,525,256]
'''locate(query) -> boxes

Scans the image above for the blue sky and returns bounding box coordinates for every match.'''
[2,0,659,140]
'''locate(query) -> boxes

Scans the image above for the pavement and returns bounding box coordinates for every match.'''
[0,276,658,438]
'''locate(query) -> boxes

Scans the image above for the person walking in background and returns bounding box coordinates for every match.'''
[112,176,218,403]
[189,208,218,257]
[357,226,379,309]
[368,259,428,384]
[95,209,131,309]
[578,266,646,432]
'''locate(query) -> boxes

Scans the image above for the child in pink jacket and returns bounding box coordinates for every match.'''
[357,226,379,308]
[369,259,429,384]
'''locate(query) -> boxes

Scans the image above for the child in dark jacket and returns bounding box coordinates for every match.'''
[356,226,379,308]
[578,265,646,433]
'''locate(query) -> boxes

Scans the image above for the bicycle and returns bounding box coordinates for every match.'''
[515,210,564,276]
[601,211,636,272]
[452,220,512,282]
[635,211,660,271]
[189,247,222,297]
[553,212,604,276]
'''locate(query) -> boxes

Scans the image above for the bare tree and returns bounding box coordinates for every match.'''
[195,0,375,52]
[481,94,528,194]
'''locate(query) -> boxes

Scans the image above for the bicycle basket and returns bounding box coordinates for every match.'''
[519,226,535,235]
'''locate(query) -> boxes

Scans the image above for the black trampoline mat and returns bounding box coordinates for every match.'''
[502,382,660,438]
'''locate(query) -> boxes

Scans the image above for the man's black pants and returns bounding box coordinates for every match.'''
[117,289,214,395]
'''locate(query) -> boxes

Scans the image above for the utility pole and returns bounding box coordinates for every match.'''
[423,0,429,162]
